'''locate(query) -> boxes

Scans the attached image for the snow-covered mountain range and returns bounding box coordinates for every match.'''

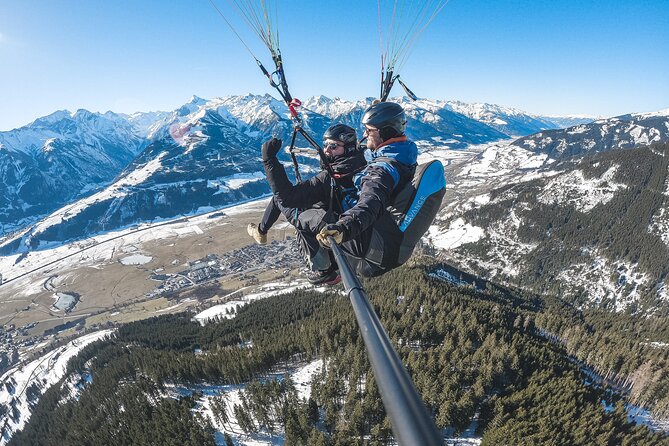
[428,109,669,312]
[514,109,669,158]
[0,110,147,235]
[0,95,590,253]
[443,100,579,137]
[4,94,667,311]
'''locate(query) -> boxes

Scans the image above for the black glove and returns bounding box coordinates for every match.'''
[317,223,346,248]
[262,137,282,161]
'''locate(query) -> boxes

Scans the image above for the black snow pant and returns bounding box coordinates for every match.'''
[294,208,402,278]
[259,195,298,234]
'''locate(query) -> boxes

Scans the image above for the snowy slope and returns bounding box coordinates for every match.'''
[428,135,669,312]
[0,110,148,236]
[0,330,114,445]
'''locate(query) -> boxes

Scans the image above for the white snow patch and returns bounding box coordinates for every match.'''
[537,166,625,212]
[636,108,669,118]
[640,341,669,349]
[156,298,196,313]
[119,253,153,265]
[649,207,669,246]
[208,171,266,191]
[291,359,323,401]
[473,194,491,206]
[657,282,669,303]
[427,219,485,250]
[194,280,327,325]
[429,269,472,287]
[627,406,669,432]
[458,143,549,182]
[568,124,590,135]
[603,402,669,433]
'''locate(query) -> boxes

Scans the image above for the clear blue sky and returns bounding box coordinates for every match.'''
[1,0,667,131]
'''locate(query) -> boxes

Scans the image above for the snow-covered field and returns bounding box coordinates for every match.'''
[428,219,485,250]
[194,280,328,325]
[119,253,153,265]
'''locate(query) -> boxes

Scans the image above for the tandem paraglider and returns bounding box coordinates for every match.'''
[209,2,449,444]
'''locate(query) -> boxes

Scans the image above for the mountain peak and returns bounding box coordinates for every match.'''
[29,110,73,128]
[177,98,206,117]
[310,95,332,104]
[72,109,97,120]
[189,95,208,106]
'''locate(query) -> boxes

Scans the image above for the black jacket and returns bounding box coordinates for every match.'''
[263,150,367,212]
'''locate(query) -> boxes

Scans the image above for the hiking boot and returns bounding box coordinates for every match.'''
[247,223,267,245]
[306,267,341,286]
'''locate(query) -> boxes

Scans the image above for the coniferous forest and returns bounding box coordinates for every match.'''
[459,142,669,312]
[9,261,669,445]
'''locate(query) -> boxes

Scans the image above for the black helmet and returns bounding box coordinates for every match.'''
[323,123,358,153]
[361,101,406,141]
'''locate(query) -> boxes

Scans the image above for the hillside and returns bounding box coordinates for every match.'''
[430,142,669,313]
[514,110,669,159]
[0,110,146,236]
[5,263,669,445]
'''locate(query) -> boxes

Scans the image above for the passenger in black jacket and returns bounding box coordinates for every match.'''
[261,124,366,285]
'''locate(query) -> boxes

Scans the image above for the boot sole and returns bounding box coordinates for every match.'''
[307,272,341,285]
[322,275,342,286]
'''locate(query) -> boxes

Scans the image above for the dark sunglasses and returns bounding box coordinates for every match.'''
[323,142,344,150]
